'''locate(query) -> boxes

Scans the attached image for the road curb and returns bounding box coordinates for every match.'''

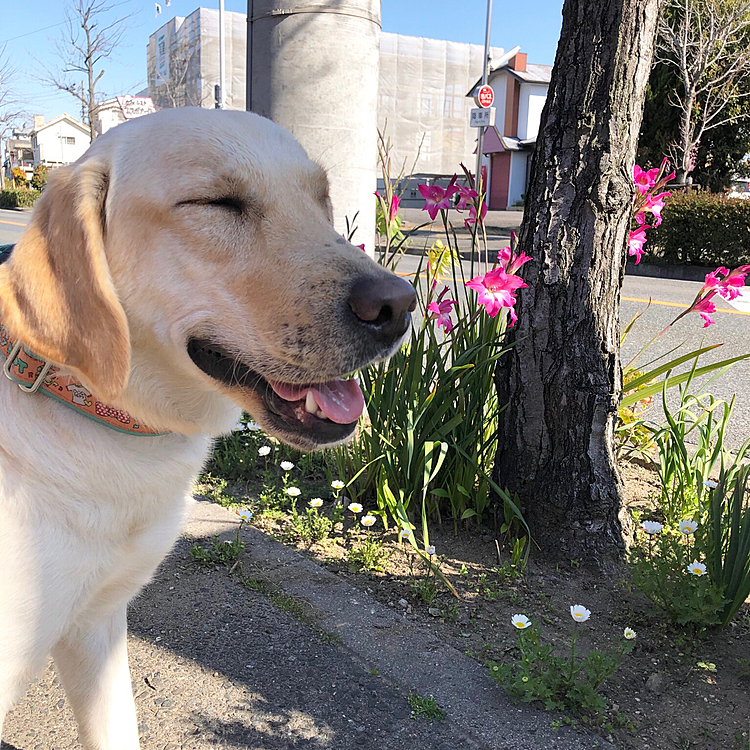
[623,261,718,283]
[190,499,614,750]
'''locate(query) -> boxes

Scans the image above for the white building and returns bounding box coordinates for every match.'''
[147,9,506,177]
[3,127,34,182]
[146,7,552,208]
[469,52,552,209]
[31,114,90,168]
[95,96,157,136]
[95,99,127,136]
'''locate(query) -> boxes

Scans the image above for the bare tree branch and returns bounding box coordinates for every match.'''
[39,0,136,142]
[657,0,750,180]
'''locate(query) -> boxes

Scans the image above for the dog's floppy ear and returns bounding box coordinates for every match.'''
[0,158,130,399]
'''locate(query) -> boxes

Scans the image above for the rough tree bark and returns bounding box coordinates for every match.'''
[495,0,663,560]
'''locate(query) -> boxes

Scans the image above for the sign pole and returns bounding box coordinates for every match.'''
[219,0,226,108]
[475,0,493,199]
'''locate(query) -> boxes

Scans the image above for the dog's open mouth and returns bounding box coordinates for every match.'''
[187,338,364,444]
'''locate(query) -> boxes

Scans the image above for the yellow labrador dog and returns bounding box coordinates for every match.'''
[0,107,415,749]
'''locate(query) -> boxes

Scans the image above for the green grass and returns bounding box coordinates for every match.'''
[407,692,445,721]
[239,573,342,646]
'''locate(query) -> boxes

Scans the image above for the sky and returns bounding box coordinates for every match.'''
[1,0,564,123]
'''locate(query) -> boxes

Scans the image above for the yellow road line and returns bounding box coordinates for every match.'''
[622,296,750,317]
[0,219,27,227]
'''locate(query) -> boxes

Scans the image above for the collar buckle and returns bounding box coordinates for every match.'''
[3,341,53,393]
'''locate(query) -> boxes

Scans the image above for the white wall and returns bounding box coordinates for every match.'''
[518,83,547,140]
[489,73,507,135]
[97,103,125,135]
[33,120,89,166]
[508,151,528,206]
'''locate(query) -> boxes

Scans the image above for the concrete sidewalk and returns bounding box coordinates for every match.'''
[3,500,611,750]
[399,207,523,236]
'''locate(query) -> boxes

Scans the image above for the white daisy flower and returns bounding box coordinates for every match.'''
[623,627,636,640]
[232,423,245,432]
[285,486,301,497]
[347,502,363,514]
[425,545,436,556]
[687,561,707,576]
[641,520,664,535]
[331,480,346,490]
[570,605,591,622]
[360,515,376,528]
[511,614,531,630]
[678,519,698,535]
[258,445,272,457]
[238,509,254,522]
[309,498,323,508]
[280,461,295,471]
[247,421,260,431]
[704,479,718,489]
[399,528,410,539]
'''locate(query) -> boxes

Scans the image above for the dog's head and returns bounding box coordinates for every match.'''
[0,108,415,449]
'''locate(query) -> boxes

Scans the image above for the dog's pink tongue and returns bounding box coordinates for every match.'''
[268,378,365,424]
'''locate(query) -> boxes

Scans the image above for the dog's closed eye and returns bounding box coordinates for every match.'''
[176,195,263,218]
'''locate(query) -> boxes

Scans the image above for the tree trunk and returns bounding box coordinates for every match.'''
[678,91,695,183]
[495,0,662,560]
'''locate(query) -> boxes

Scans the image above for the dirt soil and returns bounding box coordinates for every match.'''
[251,461,750,750]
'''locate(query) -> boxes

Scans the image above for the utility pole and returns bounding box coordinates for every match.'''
[218,0,226,108]
[247,0,381,250]
[475,0,493,197]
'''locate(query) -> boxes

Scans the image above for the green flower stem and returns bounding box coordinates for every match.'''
[568,624,579,685]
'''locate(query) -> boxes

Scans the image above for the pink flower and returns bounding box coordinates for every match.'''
[465,268,527,321]
[635,212,647,226]
[426,286,457,333]
[693,294,717,327]
[508,251,533,274]
[701,265,749,301]
[719,265,750,300]
[628,227,648,264]
[464,200,487,230]
[419,183,459,220]
[357,243,366,252]
[644,192,671,226]
[389,195,400,224]
[497,245,512,268]
[456,186,478,211]
[634,165,660,195]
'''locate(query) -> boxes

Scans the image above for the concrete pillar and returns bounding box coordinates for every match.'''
[247,0,380,251]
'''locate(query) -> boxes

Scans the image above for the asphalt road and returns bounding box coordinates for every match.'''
[2,207,748,447]
[0,208,29,245]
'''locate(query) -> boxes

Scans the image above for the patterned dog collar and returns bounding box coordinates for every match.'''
[0,321,168,436]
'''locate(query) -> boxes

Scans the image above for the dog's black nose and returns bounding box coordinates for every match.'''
[348,275,417,345]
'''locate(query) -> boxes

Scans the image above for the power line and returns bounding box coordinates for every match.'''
[0,20,69,46]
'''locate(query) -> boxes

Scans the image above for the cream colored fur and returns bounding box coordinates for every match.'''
[0,108,404,749]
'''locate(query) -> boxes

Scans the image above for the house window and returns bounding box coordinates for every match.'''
[64,136,75,145]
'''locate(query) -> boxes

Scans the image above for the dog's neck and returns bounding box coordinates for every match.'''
[0,321,239,439]
[114,333,241,437]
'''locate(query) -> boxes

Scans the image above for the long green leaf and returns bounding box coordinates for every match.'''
[623,344,722,393]
[621,353,750,407]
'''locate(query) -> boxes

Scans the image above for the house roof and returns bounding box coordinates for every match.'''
[482,129,537,154]
[505,64,552,85]
[33,113,91,136]
[467,61,553,97]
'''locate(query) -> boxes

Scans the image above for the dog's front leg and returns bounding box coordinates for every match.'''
[52,607,140,750]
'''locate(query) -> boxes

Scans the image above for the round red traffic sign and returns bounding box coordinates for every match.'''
[476,85,494,108]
